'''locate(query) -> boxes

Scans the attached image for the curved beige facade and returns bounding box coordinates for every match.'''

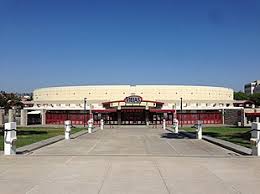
[32,85,234,110]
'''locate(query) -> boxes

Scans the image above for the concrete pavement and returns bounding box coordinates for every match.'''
[0,127,260,194]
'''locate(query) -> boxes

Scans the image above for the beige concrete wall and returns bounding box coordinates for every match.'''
[33,85,233,104]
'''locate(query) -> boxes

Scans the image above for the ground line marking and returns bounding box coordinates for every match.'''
[152,159,171,194]
[166,140,181,155]
[98,159,112,194]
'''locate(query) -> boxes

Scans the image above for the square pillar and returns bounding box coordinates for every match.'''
[117,110,121,125]
[241,109,246,127]
[20,109,28,126]
[41,109,47,125]
[222,109,225,125]
[145,110,149,126]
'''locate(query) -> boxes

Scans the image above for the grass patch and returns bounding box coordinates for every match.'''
[184,127,251,148]
[0,127,86,150]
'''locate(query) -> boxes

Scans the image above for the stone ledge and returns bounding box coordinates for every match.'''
[16,135,64,154]
[16,129,91,154]
[180,130,252,156]
[70,130,88,139]
[202,135,252,155]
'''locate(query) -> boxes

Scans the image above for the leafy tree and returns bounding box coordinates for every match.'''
[0,91,23,110]
[249,93,260,106]
[234,91,249,100]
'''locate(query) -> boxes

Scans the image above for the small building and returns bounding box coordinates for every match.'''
[244,80,260,95]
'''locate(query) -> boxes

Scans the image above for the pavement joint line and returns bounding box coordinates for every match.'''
[200,162,243,194]
[20,154,243,158]
[189,138,215,155]
[26,184,40,194]
[86,129,109,154]
[141,135,151,155]
[97,159,112,194]
[152,159,171,194]
[64,156,75,165]
[166,140,181,155]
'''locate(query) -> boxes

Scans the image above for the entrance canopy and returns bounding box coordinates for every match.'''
[102,95,164,109]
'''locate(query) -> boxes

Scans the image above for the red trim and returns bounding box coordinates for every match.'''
[144,100,164,104]
[93,109,117,113]
[150,109,175,113]
[102,99,164,105]
[246,113,260,116]
[102,100,124,105]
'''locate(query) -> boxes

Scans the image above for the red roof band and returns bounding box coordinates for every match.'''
[102,99,164,105]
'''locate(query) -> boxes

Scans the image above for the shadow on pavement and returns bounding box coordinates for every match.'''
[160,132,186,139]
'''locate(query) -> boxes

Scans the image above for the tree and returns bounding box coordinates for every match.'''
[0,91,23,110]
[234,91,249,100]
[249,93,260,106]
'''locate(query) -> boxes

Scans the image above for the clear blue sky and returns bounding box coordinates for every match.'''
[0,0,259,92]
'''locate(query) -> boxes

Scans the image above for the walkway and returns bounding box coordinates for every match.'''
[0,127,259,194]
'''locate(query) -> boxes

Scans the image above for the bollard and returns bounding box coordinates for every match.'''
[88,118,93,133]
[196,120,203,140]
[64,120,72,140]
[4,122,17,155]
[100,119,104,130]
[173,118,179,133]
[163,119,166,130]
[250,122,260,156]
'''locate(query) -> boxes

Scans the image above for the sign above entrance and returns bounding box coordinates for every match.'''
[124,95,142,104]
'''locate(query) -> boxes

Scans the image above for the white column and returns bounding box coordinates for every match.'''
[4,122,17,155]
[41,109,46,125]
[163,119,166,130]
[251,122,260,156]
[20,109,28,126]
[100,119,104,130]
[196,120,203,140]
[64,120,71,140]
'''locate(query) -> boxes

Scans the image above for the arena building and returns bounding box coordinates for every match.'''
[27,85,236,126]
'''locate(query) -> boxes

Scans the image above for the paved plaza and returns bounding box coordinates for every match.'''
[0,127,260,193]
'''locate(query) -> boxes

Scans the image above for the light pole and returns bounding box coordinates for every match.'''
[84,98,87,127]
[180,97,183,128]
